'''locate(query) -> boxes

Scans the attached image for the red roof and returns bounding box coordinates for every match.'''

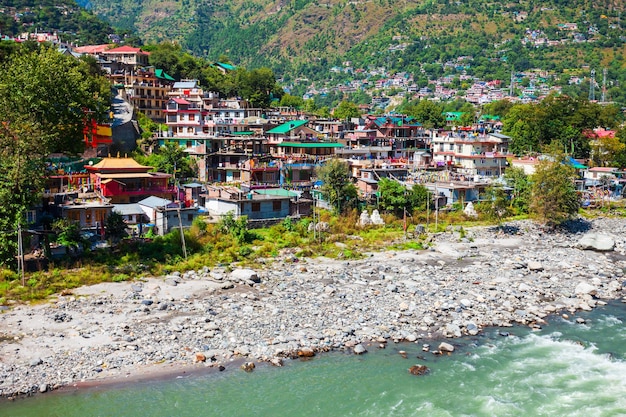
[74,44,111,54]
[583,128,615,139]
[103,45,149,55]
[171,98,191,105]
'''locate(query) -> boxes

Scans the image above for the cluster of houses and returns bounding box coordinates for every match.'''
[25,43,626,251]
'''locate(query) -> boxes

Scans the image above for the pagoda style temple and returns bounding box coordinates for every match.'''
[85,157,176,204]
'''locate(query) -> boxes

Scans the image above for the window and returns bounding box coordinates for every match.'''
[186,141,192,148]
[187,214,194,222]
[187,127,193,133]
[273,201,281,211]
[189,114,195,121]
[252,202,260,212]
[25,210,36,224]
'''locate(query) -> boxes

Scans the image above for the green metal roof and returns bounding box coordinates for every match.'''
[231,131,254,135]
[267,120,309,134]
[444,111,465,121]
[215,62,237,71]
[155,69,175,81]
[277,142,343,148]
[254,188,298,197]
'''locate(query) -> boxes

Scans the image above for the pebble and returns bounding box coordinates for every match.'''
[1,217,625,398]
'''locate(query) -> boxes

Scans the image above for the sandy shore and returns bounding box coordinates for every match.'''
[1,217,625,399]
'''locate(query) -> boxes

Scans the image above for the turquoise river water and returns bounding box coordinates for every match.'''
[2,301,626,417]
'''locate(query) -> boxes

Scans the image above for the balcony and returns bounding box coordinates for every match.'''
[101,186,177,197]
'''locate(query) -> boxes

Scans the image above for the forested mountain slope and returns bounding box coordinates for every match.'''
[80,0,626,84]
[0,0,114,45]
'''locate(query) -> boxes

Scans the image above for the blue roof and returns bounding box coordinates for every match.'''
[565,156,587,169]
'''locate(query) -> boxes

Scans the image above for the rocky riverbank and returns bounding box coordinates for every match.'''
[1,217,626,399]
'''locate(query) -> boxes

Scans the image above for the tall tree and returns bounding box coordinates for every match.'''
[378,179,428,216]
[316,159,358,214]
[404,99,445,129]
[530,149,580,227]
[0,46,110,155]
[0,46,110,266]
[333,100,361,120]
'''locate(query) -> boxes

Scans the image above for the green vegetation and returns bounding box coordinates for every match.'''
[377,179,428,217]
[529,148,581,227]
[0,45,110,266]
[79,0,626,104]
[502,95,621,158]
[0,0,115,45]
[316,159,359,214]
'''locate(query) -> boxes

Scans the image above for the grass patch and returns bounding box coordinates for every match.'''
[0,205,611,303]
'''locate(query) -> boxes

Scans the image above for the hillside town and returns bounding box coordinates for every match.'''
[10,39,616,257]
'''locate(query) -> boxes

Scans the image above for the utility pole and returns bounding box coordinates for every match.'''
[176,206,187,260]
[17,223,25,286]
[434,182,439,232]
[173,161,187,260]
[601,68,607,103]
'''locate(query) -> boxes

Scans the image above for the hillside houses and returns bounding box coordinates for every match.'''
[30,41,624,241]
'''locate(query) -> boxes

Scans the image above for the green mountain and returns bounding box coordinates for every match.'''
[0,0,115,45]
[81,1,626,88]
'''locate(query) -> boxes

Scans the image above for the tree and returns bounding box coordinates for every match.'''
[333,100,361,120]
[105,212,128,243]
[235,67,283,108]
[530,152,580,227]
[0,46,110,155]
[279,94,304,109]
[480,184,512,225]
[502,104,543,155]
[378,179,428,216]
[407,184,429,213]
[378,178,407,216]
[0,46,109,266]
[140,142,196,181]
[52,219,87,255]
[503,167,531,213]
[482,99,514,118]
[590,134,626,167]
[316,159,359,214]
[404,99,445,129]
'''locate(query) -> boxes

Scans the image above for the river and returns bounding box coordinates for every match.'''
[2,301,625,416]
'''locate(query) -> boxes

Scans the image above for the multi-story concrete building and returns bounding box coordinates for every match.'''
[126,68,175,122]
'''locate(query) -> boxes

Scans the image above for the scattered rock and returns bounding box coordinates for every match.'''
[438,342,455,353]
[408,365,430,376]
[298,348,315,358]
[241,362,255,372]
[577,233,615,252]
[353,344,367,355]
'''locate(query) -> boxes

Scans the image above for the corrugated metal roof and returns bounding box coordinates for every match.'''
[173,81,198,89]
[138,196,174,208]
[155,69,175,81]
[266,120,309,134]
[113,203,145,216]
[277,142,343,148]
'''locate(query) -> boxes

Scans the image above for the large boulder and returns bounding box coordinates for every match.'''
[229,268,260,283]
[577,233,615,252]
